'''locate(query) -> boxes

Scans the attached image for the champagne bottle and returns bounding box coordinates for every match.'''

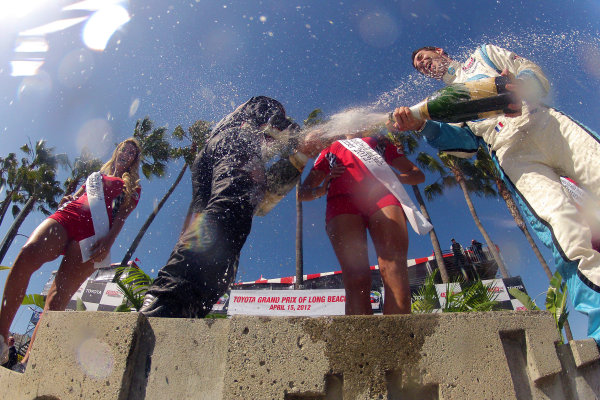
[405,76,514,123]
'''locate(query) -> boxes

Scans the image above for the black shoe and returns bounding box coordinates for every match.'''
[139,294,179,318]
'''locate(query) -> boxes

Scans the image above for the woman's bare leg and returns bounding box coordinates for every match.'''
[0,219,69,342]
[369,205,410,314]
[326,214,372,315]
[22,240,95,364]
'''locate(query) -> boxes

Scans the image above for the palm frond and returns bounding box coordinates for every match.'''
[22,294,45,309]
[508,288,540,310]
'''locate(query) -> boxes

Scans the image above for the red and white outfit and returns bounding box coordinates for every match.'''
[48,174,141,242]
[313,137,404,224]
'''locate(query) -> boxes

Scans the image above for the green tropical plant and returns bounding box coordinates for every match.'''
[132,116,171,180]
[75,298,87,311]
[21,293,86,311]
[113,264,154,311]
[417,151,510,278]
[0,142,66,263]
[63,149,103,196]
[21,294,45,309]
[412,269,499,313]
[0,140,68,228]
[508,270,569,344]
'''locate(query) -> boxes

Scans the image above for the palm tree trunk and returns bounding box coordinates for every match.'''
[0,196,36,264]
[496,180,552,279]
[295,181,304,289]
[455,174,510,278]
[64,178,81,197]
[120,163,188,267]
[412,185,449,283]
[496,180,573,341]
[0,187,19,228]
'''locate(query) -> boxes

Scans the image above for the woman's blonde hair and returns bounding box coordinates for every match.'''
[100,138,142,206]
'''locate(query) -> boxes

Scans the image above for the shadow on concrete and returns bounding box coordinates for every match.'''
[121,315,155,400]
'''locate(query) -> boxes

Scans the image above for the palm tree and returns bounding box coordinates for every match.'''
[0,145,65,263]
[119,120,210,268]
[0,140,66,228]
[473,148,552,278]
[473,147,573,341]
[389,131,450,283]
[132,117,171,180]
[63,149,103,196]
[0,153,18,194]
[417,151,510,278]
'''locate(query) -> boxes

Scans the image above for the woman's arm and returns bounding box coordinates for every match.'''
[391,156,425,185]
[89,193,138,262]
[58,186,86,208]
[298,169,327,201]
[298,164,345,201]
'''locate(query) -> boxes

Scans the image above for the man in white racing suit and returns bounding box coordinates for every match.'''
[393,44,600,344]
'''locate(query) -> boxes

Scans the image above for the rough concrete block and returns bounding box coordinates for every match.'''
[569,338,600,368]
[224,316,332,399]
[141,316,229,400]
[221,312,561,400]
[17,311,141,400]
[0,309,598,399]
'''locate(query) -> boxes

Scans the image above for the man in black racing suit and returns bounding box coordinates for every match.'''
[140,96,320,318]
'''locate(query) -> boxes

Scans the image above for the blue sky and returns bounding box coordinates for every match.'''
[1,0,599,338]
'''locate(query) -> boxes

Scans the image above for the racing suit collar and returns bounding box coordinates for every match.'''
[442,60,461,85]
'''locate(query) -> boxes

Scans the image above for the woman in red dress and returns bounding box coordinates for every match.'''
[300,131,424,315]
[0,138,142,368]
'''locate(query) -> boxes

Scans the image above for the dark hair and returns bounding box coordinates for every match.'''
[411,46,447,69]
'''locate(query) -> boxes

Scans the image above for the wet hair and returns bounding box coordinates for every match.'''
[100,138,141,206]
[210,96,290,136]
[411,46,448,69]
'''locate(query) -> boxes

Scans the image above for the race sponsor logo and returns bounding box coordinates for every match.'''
[447,66,456,75]
[98,282,125,307]
[81,281,107,303]
[462,57,476,73]
[503,276,528,300]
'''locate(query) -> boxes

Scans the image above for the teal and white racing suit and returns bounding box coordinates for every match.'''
[420,44,600,343]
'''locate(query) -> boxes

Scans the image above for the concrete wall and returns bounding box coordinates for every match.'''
[0,310,598,399]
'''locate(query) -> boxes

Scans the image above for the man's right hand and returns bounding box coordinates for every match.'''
[393,107,426,132]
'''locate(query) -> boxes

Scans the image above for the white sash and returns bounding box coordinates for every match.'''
[79,172,111,269]
[338,139,433,235]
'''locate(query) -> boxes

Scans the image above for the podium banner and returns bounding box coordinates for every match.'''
[227,289,347,316]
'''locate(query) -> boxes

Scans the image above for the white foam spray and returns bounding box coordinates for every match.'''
[302,107,389,140]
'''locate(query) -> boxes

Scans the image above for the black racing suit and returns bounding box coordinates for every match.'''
[144,96,304,317]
